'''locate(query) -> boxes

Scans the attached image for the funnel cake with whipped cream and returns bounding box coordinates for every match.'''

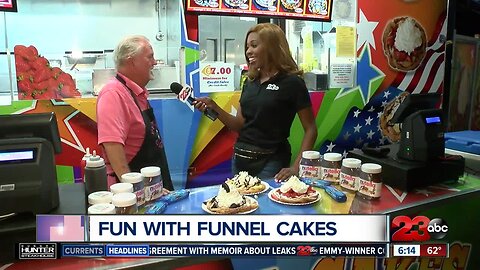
[203,183,258,214]
[227,171,266,195]
[382,16,427,71]
[271,176,319,204]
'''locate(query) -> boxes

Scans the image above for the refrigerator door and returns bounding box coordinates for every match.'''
[198,15,221,62]
[220,16,256,64]
[199,15,256,64]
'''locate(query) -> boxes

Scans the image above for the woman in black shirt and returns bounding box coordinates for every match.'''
[194,23,317,181]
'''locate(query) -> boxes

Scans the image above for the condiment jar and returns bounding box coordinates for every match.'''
[88,203,116,214]
[110,183,133,194]
[84,152,108,195]
[112,193,138,214]
[88,191,113,206]
[340,158,362,192]
[321,153,342,183]
[121,172,145,207]
[141,166,163,202]
[358,163,383,200]
[299,151,322,179]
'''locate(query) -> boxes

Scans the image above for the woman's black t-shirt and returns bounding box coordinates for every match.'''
[238,72,311,149]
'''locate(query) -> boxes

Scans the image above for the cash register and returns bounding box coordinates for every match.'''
[349,93,465,191]
[0,112,62,215]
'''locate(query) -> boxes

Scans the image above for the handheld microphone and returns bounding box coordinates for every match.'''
[170,82,218,121]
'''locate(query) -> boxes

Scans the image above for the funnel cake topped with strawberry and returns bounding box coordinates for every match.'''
[382,17,427,72]
[271,175,319,204]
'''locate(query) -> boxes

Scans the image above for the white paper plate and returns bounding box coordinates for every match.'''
[268,188,321,206]
[202,196,259,214]
[240,181,271,195]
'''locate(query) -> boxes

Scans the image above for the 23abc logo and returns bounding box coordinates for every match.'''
[391,216,449,241]
[296,246,318,256]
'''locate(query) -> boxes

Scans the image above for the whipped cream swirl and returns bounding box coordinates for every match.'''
[394,17,423,54]
[280,175,309,194]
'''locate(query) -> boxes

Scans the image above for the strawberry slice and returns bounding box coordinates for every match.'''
[28,45,39,57]
[30,57,50,71]
[14,45,37,62]
[33,67,51,83]
[15,58,31,73]
[394,50,408,61]
[59,84,78,98]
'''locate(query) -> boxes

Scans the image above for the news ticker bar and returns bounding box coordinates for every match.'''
[392,243,449,257]
[18,243,390,259]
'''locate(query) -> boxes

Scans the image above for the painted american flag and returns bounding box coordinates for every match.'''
[391,12,447,94]
[320,87,404,156]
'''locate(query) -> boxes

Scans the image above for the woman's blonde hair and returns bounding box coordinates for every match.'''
[244,23,302,80]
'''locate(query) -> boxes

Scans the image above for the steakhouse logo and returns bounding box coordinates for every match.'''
[19,243,57,259]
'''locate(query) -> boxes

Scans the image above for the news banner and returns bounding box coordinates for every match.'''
[19,215,450,259]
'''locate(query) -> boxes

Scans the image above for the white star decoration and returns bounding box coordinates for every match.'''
[353,109,361,118]
[365,116,373,125]
[343,131,352,140]
[354,124,362,133]
[357,10,379,50]
[381,100,388,107]
[342,150,348,158]
[377,111,383,118]
[367,130,375,139]
[383,90,391,99]
[379,136,387,145]
[326,142,336,152]
[368,106,375,112]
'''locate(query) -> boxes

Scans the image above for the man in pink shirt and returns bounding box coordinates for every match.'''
[96,35,173,190]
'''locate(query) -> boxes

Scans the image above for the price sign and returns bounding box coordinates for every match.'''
[199,62,235,93]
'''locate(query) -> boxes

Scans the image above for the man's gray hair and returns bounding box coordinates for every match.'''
[113,35,150,69]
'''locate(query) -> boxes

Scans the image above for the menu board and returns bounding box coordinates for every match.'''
[186,0,333,21]
[0,0,17,12]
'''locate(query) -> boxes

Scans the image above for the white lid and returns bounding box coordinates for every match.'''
[342,158,361,168]
[361,163,382,174]
[140,166,161,177]
[86,155,105,167]
[82,148,92,160]
[110,183,133,194]
[88,203,116,214]
[88,191,113,205]
[323,153,342,162]
[302,151,320,159]
[112,192,137,207]
[121,172,143,184]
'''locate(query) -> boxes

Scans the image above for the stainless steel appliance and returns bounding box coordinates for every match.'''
[198,15,256,90]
